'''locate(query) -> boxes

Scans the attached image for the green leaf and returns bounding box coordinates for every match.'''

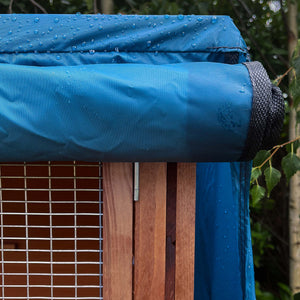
[251,168,262,183]
[282,152,300,181]
[294,292,300,300]
[264,167,281,197]
[253,150,271,170]
[250,184,265,205]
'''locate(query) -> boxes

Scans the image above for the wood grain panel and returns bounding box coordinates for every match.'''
[175,163,196,300]
[103,163,133,300]
[134,163,167,300]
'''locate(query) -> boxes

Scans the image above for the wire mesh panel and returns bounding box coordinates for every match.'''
[0,162,103,300]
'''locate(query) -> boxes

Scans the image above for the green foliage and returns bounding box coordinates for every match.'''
[278,282,292,300]
[253,150,270,171]
[282,152,300,181]
[251,168,262,183]
[294,292,300,300]
[250,184,265,206]
[255,281,276,300]
[264,166,281,197]
[251,222,274,267]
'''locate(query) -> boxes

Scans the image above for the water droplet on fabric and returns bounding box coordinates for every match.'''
[224,210,228,214]
[192,43,196,48]
[89,23,94,28]
[197,17,203,22]
[147,40,151,47]
[11,16,17,22]
[115,47,119,52]
[34,17,40,23]
[164,15,170,19]
[211,16,218,24]
[49,27,53,32]
[34,30,39,35]
[132,23,136,29]
[8,30,12,35]
[56,55,61,60]
[54,17,59,23]
[177,15,184,20]
[76,12,81,16]
[98,25,103,30]
[89,49,95,55]
[53,34,58,40]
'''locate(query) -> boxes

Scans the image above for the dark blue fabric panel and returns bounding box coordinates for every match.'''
[0,62,252,162]
[194,162,255,300]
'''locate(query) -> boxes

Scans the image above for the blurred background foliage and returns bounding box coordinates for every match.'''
[0,0,299,298]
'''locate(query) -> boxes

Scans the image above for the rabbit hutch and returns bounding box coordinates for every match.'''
[0,14,284,300]
[0,161,196,299]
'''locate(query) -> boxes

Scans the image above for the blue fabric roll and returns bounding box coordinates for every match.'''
[0,61,253,162]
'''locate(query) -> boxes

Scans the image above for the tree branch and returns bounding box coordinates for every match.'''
[29,0,48,14]
[236,0,252,17]
[8,0,13,14]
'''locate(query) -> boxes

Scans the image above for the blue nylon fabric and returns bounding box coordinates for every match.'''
[0,62,252,162]
[0,14,247,66]
[194,162,255,300]
[0,14,256,299]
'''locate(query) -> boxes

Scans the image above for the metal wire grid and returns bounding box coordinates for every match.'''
[0,162,103,300]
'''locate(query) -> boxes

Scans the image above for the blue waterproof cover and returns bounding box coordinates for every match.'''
[0,14,283,162]
[0,14,283,299]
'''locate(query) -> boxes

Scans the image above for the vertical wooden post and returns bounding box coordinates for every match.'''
[134,163,167,299]
[175,163,196,300]
[103,163,133,300]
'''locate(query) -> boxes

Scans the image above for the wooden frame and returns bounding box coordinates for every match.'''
[103,162,196,299]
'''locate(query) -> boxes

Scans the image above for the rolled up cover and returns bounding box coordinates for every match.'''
[0,14,283,162]
[0,61,283,162]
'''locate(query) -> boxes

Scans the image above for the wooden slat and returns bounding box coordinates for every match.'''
[134,163,167,300]
[175,163,196,300]
[165,163,177,300]
[103,163,133,300]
